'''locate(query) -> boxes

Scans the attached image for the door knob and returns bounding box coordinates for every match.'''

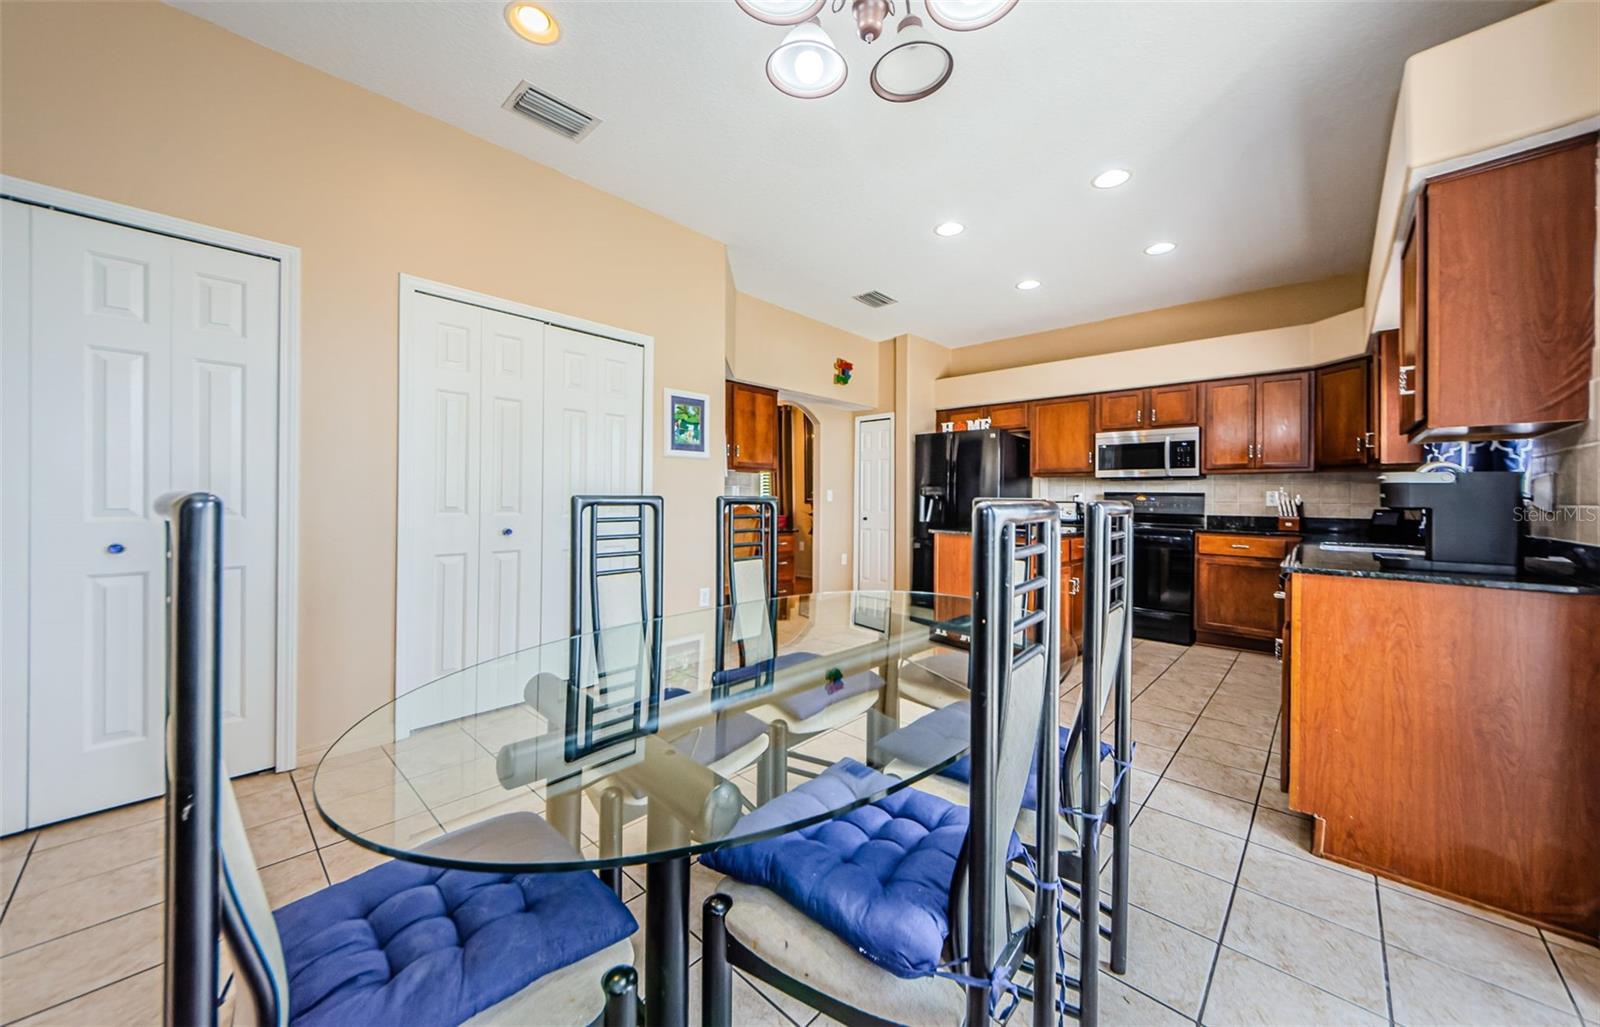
[106,543,125,554]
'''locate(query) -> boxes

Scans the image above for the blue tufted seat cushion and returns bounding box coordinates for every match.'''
[702,758,983,979]
[709,650,817,689]
[939,726,1113,811]
[272,860,636,1027]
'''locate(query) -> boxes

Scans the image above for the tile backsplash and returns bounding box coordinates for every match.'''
[1526,363,1600,546]
[1032,471,1384,520]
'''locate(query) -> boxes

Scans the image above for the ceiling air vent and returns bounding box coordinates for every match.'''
[502,80,600,142]
[853,290,897,308]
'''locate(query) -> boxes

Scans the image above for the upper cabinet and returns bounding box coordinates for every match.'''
[1371,331,1425,466]
[1030,396,1096,475]
[1149,383,1200,427]
[726,380,778,470]
[1401,135,1596,441]
[1096,385,1200,431]
[1202,373,1311,473]
[936,403,1028,431]
[1314,359,1370,468]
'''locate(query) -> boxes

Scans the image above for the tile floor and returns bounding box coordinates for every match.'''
[2,641,1597,1025]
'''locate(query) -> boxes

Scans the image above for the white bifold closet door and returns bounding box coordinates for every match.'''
[5,203,279,827]
[397,295,643,732]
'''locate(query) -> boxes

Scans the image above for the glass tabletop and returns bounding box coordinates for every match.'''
[313,590,977,873]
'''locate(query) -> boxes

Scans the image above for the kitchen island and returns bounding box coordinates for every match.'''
[1283,546,1600,938]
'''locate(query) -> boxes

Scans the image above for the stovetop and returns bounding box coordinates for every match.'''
[1103,491,1206,529]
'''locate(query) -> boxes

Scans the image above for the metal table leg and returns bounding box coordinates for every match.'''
[644,856,689,1027]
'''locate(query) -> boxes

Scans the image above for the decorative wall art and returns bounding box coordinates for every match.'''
[664,388,710,458]
[833,358,853,385]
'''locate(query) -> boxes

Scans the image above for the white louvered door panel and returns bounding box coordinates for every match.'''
[22,207,280,826]
[398,294,483,727]
[170,237,280,774]
[539,325,645,643]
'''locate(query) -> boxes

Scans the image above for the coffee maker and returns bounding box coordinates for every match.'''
[1374,468,1522,574]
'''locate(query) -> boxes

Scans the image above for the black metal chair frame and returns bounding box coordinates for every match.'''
[712,495,782,702]
[565,495,666,763]
[701,498,1066,1027]
[164,492,641,1027]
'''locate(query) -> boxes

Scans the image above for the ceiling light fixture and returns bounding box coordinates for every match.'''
[924,0,1018,31]
[740,0,1012,102]
[934,221,965,237]
[1016,279,1040,291]
[766,18,848,99]
[871,15,954,101]
[1144,241,1176,256]
[504,2,560,44]
[736,0,827,25]
[1091,168,1131,189]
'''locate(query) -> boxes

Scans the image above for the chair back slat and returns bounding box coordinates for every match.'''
[567,495,664,760]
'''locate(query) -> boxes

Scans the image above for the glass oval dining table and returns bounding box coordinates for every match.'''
[312,589,979,1026]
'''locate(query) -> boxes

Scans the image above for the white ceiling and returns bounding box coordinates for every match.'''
[175,0,1526,346]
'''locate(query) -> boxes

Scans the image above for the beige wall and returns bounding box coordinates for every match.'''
[727,291,885,592]
[1365,0,1600,334]
[947,274,1365,376]
[1,2,738,754]
[933,309,1366,411]
[892,334,953,588]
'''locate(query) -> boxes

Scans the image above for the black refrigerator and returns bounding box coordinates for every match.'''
[911,429,1033,594]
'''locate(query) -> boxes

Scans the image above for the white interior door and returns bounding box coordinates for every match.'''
[16,205,279,827]
[539,324,646,643]
[398,293,485,710]
[855,415,894,593]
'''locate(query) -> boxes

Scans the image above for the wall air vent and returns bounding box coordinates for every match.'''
[502,80,600,142]
[853,290,897,308]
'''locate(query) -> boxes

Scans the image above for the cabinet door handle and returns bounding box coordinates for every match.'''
[1068,577,1081,595]
[1274,638,1283,661]
[736,444,741,458]
[1273,590,1287,599]
[1355,434,1364,455]
[1149,409,1157,425]
[1230,543,1251,550]
[1136,408,1142,424]
[1398,364,1415,397]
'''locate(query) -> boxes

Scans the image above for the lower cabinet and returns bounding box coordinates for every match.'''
[1062,535,1085,657]
[933,530,1081,662]
[1193,533,1298,650]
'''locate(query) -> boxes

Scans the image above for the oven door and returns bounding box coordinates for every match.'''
[1130,527,1196,644]
[1095,433,1168,478]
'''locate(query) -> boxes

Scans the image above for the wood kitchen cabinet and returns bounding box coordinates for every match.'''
[1400,134,1596,441]
[1289,572,1600,935]
[1096,385,1199,431]
[1029,396,1096,475]
[934,529,1082,661]
[726,380,778,470]
[775,529,798,596]
[1370,330,1424,466]
[1202,373,1311,473]
[1193,533,1299,651]
[936,403,1028,431]
[1149,383,1200,427]
[1315,358,1371,468]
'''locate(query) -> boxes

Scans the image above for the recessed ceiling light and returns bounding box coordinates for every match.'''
[1016,279,1041,291]
[934,221,965,237]
[1144,241,1177,256]
[505,2,560,44]
[1091,168,1131,189]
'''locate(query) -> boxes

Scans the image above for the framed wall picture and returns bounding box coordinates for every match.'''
[664,388,710,458]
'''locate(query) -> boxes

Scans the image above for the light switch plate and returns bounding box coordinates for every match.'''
[826,489,834,502]
[698,587,711,607]
[1264,489,1281,508]
[840,553,848,566]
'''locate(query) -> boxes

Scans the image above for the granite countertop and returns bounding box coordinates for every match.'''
[1201,515,1374,542]
[1284,539,1600,596]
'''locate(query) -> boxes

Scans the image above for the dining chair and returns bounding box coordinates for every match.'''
[887,503,1138,1017]
[713,496,881,799]
[698,498,1066,1026]
[160,491,640,1027]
